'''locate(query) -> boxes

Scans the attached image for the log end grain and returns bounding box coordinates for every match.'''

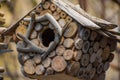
[52,56,67,72]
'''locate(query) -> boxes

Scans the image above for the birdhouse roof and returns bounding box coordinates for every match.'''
[2,0,120,42]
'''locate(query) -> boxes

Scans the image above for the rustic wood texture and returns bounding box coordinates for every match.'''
[52,56,67,72]
[4,0,117,80]
[45,67,54,75]
[60,11,67,19]
[82,41,90,53]
[81,54,90,67]
[53,12,60,20]
[48,51,56,58]
[102,46,110,61]
[58,19,66,28]
[75,38,83,50]
[73,50,82,61]
[56,45,65,56]
[35,65,45,75]
[64,22,78,38]
[80,28,91,40]
[50,3,57,12]
[42,58,51,68]
[43,1,51,9]
[24,59,35,75]
[63,50,74,60]
[33,54,41,64]
[63,38,74,49]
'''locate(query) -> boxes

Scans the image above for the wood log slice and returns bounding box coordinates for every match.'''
[64,22,78,38]
[63,38,74,49]
[53,12,60,20]
[24,59,35,75]
[90,53,96,63]
[82,41,90,53]
[102,46,110,61]
[74,38,83,50]
[35,65,45,75]
[63,49,74,60]
[35,23,43,32]
[79,28,91,40]
[16,25,27,40]
[67,62,80,76]
[48,51,56,58]
[93,42,99,52]
[88,48,94,55]
[89,68,96,80]
[81,54,90,67]
[52,56,67,72]
[103,62,110,71]
[86,64,92,73]
[43,1,51,9]
[58,19,66,28]
[50,3,57,12]
[90,31,97,41]
[65,16,73,23]
[33,54,41,64]
[99,37,108,48]
[97,63,103,74]
[96,48,103,58]
[56,7,62,13]
[60,11,67,19]
[73,50,82,61]
[56,45,65,56]
[42,58,51,68]
[45,67,54,75]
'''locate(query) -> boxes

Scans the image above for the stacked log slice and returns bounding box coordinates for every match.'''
[15,1,117,80]
[51,56,67,72]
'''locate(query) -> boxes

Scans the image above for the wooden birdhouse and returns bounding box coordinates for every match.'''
[2,0,120,80]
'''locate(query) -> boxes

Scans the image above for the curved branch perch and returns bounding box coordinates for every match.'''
[17,33,45,53]
[24,13,62,36]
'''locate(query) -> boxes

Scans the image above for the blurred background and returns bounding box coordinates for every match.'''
[0,0,120,80]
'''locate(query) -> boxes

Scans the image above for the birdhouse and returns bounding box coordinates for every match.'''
[2,0,120,80]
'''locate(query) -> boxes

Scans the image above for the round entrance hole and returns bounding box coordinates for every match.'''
[41,28,55,47]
